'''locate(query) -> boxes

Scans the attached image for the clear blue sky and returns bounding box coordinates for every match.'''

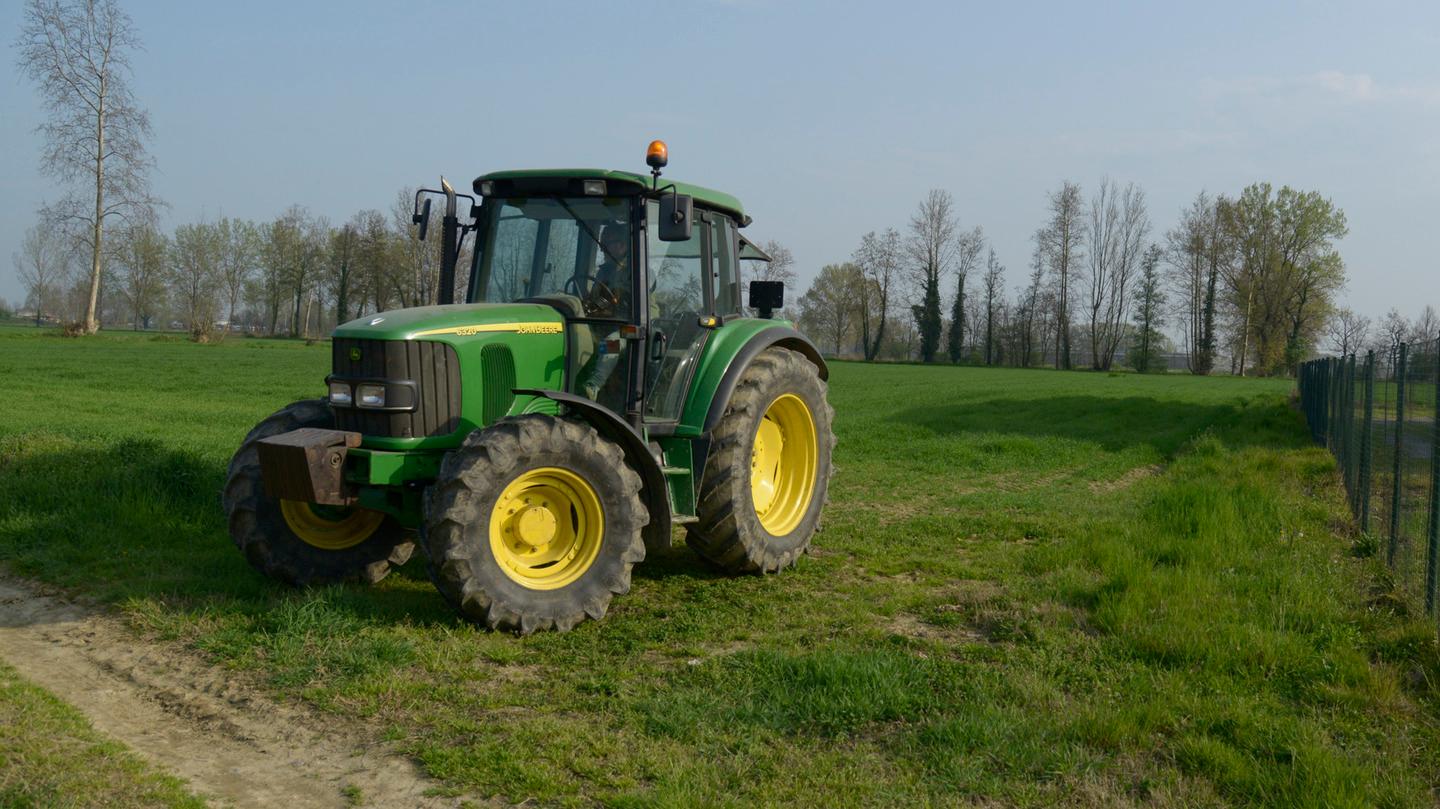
[3,0,1438,325]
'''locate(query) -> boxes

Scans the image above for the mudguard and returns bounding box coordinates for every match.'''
[701,327,828,433]
[513,389,672,556]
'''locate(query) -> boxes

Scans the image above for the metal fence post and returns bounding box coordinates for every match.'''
[1427,336,1440,615]
[1330,357,1342,447]
[1390,342,1409,567]
[1345,354,1357,508]
[1361,351,1376,534]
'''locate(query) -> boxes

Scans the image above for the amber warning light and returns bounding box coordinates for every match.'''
[646,140,668,169]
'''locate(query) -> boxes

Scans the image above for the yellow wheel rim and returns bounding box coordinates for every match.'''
[488,467,604,590]
[280,500,385,551]
[750,393,818,536]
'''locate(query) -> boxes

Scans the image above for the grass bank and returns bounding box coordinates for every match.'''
[1,327,1437,806]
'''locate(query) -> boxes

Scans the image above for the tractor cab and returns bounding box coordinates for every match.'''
[226,142,833,634]
[456,164,767,427]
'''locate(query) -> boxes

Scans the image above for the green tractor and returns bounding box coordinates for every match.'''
[223,142,835,633]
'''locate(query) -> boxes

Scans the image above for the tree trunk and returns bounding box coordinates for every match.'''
[292,286,304,337]
[85,83,106,334]
[867,288,887,361]
[336,261,350,326]
[1238,287,1254,376]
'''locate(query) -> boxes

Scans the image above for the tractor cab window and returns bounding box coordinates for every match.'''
[471,196,632,319]
[711,215,741,315]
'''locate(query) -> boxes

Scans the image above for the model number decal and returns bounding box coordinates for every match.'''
[407,322,563,339]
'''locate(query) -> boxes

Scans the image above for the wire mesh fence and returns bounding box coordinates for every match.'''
[1299,337,1440,615]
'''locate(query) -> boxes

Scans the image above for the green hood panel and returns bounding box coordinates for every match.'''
[334,303,564,341]
[332,302,568,452]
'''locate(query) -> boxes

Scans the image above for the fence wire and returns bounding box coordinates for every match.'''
[1300,337,1440,615]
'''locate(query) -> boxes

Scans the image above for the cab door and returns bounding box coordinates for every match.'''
[644,201,715,422]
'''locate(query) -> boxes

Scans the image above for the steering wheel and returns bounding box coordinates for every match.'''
[564,273,621,316]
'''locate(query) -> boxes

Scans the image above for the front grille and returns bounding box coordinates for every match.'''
[331,338,461,439]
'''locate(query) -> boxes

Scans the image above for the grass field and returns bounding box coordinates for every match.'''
[3,323,1440,807]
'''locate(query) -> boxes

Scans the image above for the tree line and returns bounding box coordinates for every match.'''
[1325,304,1440,361]
[7,0,1357,373]
[793,180,1349,377]
[12,197,453,339]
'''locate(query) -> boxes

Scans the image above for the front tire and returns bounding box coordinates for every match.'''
[687,347,835,573]
[223,399,415,586]
[422,415,647,634]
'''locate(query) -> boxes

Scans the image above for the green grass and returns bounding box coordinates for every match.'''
[2,326,1439,806]
[0,660,206,808]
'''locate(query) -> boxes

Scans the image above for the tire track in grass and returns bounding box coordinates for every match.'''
[0,574,473,809]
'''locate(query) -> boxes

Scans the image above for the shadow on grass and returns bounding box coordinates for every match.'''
[0,434,723,629]
[0,436,454,624]
[891,394,1305,455]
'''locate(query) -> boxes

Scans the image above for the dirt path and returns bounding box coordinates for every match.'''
[0,575,474,808]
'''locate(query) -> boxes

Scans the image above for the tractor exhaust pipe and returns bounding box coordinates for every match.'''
[438,177,459,306]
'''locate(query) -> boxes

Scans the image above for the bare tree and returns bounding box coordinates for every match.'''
[1019,243,1045,367]
[1166,192,1231,375]
[797,263,863,356]
[1084,180,1149,369]
[13,224,71,325]
[216,218,260,328]
[1038,182,1084,369]
[352,209,394,317]
[1376,308,1409,361]
[1325,308,1370,357]
[751,240,798,287]
[390,188,447,306]
[1408,305,1439,344]
[981,249,1005,365]
[17,0,159,333]
[946,226,985,363]
[328,221,359,325]
[852,228,902,361]
[907,190,959,362]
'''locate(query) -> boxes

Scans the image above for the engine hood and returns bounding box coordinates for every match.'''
[332,303,564,341]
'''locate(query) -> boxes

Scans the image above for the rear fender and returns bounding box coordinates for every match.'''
[700,327,827,434]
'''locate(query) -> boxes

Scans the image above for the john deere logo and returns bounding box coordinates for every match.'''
[349,347,362,362]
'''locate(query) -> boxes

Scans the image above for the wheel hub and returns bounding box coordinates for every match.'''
[489,467,605,590]
[514,505,559,548]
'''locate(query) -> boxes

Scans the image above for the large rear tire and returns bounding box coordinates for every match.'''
[687,347,835,573]
[223,399,415,586]
[422,415,647,634]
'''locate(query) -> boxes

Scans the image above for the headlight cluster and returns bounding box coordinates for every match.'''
[329,381,404,410]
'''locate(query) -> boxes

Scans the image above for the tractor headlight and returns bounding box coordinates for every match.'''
[328,382,353,406]
[356,384,386,409]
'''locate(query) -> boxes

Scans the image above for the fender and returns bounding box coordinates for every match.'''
[513,389,672,556]
[701,327,828,434]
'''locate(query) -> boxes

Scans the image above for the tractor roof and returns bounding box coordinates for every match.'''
[474,168,748,225]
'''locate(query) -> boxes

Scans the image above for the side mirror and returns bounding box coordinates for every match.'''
[659,193,693,242]
[749,280,784,319]
[412,198,432,241]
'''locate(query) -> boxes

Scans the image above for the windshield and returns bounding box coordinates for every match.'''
[469,196,634,314]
